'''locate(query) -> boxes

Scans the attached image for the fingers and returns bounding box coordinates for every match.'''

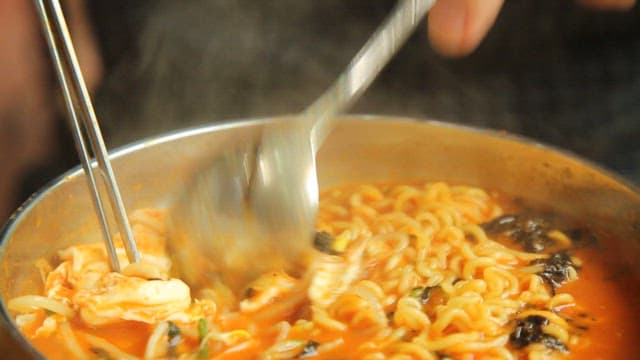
[428,0,504,57]
[577,0,636,10]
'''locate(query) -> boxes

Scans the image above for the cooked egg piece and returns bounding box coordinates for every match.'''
[74,272,191,326]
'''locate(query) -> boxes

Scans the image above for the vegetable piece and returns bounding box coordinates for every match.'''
[167,321,181,359]
[198,318,208,339]
[509,315,568,352]
[531,251,577,294]
[313,231,339,255]
[332,234,349,253]
[296,340,320,358]
[198,318,209,359]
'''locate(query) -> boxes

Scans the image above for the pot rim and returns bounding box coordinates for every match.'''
[1,114,637,358]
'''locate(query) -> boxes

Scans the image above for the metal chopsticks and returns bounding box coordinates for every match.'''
[34,0,140,271]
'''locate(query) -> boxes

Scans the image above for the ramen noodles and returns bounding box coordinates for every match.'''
[8,181,640,359]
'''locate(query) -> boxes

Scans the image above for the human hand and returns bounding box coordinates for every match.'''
[0,0,101,220]
[428,0,637,57]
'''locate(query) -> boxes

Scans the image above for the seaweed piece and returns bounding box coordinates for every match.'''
[90,348,113,360]
[409,286,447,318]
[313,231,339,255]
[244,287,256,299]
[542,335,569,352]
[167,321,182,359]
[409,286,438,304]
[510,315,568,352]
[481,214,554,252]
[564,228,597,247]
[531,251,576,294]
[435,352,453,360]
[297,340,320,358]
[386,311,395,321]
[481,214,520,233]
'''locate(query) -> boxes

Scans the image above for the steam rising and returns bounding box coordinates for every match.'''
[95,0,391,146]
[91,0,640,183]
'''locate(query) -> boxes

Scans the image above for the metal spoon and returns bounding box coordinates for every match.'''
[170,0,436,293]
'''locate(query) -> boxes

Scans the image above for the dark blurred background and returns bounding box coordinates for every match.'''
[2,0,640,356]
[91,0,640,171]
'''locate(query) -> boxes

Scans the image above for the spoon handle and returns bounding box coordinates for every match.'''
[306,0,436,152]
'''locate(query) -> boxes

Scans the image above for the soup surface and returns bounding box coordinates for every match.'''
[7,181,640,359]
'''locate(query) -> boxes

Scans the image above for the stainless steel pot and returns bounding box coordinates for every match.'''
[1,116,639,358]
